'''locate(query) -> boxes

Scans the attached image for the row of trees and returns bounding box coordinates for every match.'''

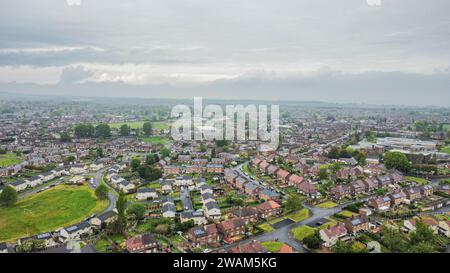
[71,121,154,140]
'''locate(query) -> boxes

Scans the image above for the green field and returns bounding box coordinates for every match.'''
[107,121,170,130]
[440,145,450,154]
[316,201,338,209]
[290,225,316,241]
[405,176,430,185]
[0,154,22,168]
[141,136,169,145]
[443,124,450,132]
[0,184,108,242]
[257,223,275,233]
[285,208,310,222]
[261,241,284,253]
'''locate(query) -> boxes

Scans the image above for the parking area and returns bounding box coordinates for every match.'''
[271,219,295,229]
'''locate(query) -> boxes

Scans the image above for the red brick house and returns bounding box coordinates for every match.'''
[126,233,159,253]
[257,200,281,219]
[188,224,221,247]
[217,218,246,240]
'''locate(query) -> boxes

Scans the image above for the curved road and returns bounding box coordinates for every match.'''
[92,168,117,213]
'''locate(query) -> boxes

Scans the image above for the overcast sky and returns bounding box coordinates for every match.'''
[1,0,450,106]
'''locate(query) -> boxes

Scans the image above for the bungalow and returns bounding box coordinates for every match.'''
[203,201,221,220]
[119,180,136,193]
[70,164,87,175]
[10,180,28,192]
[257,200,282,219]
[344,217,369,234]
[188,224,221,247]
[136,188,158,201]
[180,211,208,225]
[60,221,93,241]
[90,210,118,229]
[319,223,348,247]
[231,207,259,224]
[368,196,391,211]
[174,176,193,187]
[161,203,176,218]
[217,218,246,239]
[160,180,173,193]
[126,233,159,253]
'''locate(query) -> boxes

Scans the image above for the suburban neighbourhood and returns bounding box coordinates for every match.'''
[0,96,449,254]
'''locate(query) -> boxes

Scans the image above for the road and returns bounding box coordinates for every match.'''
[92,169,117,213]
[304,131,357,155]
[18,178,66,199]
[180,186,194,212]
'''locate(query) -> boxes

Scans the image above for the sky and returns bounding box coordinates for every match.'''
[0,0,450,106]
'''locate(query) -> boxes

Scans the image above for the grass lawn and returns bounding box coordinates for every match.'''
[261,241,284,253]
[141,136,169,145]
[94,238,111,253]
[106,121,170,130]
[0,184,108,242]
[439,145,450,154]
[0,154,22,168]
[405,176,430,185]
[290,226,315,241]
[285,208,310,222]
[316,201,338,209]
[336,210,358,218]
[146,182,161,189]
[258,223,275,233]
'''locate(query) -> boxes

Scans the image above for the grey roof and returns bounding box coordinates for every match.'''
[137,187,156,193]
[65,221,90,234]
[205,201,220,210]
[161,203,176,213]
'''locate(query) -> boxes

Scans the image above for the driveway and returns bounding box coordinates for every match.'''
[180,186,194,212]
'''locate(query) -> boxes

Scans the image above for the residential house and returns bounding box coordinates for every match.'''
[297,181,318,197]
[244,182,260,196]
[389,192,406,206]
[258,188,281,202]
[188,224,221,247]
[319,223,348,247]
[438,221,450,238]
[276,169,290,183]
[403,187,421,201]
[126,233,159,253]
[368,196,391,211]
[161,203,176,218]
[231,207,259,225]
[160,180,173,193]
[136,188,158,201]
[59,222,93,242]
[288,174,303,186]
[217,218,246,240]
[350,180,366,195]
[362,178,377,192]
[420,185,433,196]
[180,211,208,226]
[203,201,221,220]
[330,185,351,200]
[344,217,369,234]
[257,200,281,219]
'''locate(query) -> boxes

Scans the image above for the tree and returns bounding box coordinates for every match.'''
[285,194,303,212]
[60,132,72,142]
[160,147,170,158]
[74,124,95,138]
[16,239,46,253]
[96,148,104,158]
[384,151,411,173]
[318,167,329,180]
[409,220,438,250]
[137,165,162,181]
[155,224,169,235]
[199,143,207,152]
[95,184,109,200]
[332,240,353,253]
[327,147,341,159]
[175,220,195,232]
[381,226,409,253]
[210,147,216,158]
[95,123,111,138]
[127,203,146,220]
[303,231,323,249]
[130,158,141,171]
[143,122,153,135]
[145,153,159,165]
[112,190,128,235]
[120,124,131,136]
[0,186,18,207]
